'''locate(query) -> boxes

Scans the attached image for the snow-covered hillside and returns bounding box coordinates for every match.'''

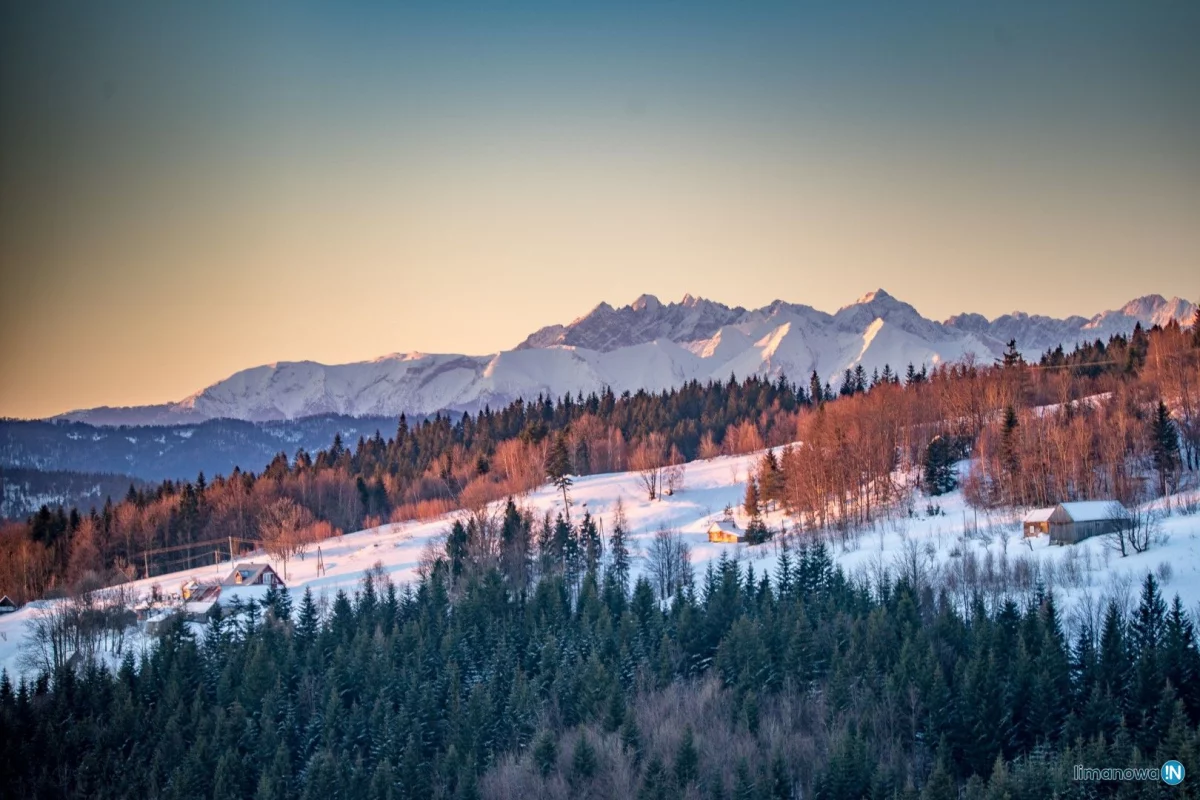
[4,448,1199,680]
[56,290,1195,426]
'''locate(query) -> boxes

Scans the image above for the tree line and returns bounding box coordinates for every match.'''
[2,311,1197,604]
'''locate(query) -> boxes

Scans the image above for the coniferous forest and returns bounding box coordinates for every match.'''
[4,538,1200,799]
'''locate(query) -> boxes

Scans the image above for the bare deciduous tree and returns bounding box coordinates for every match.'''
[1105,502,1163,556]
[646,526,691,601]
[630,433,667,501]
[662,445,687,496]
[258,497,318,579]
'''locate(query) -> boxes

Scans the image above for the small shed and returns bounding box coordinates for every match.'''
[1022,508,1054,538]
[708,520,744,544]
[1047,501,1129,545]
[222,563,283,588]
[0,595,17,614]
[143,611,178,636]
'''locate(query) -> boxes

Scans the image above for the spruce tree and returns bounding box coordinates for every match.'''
[809,371,824,407]
[607,498,631,595]
[923,436,956,496]
[1150,400,1180,496]
[1000,339,1023,368]
[570,734,597,785]
[675,726,699,787]
[533,730,558,777]
[547,431,574,520]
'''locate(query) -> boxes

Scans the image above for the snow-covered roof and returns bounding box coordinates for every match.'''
[709,519,741,533]
[218,585,270,605]
[183,600,217,615]
[1023,508,1054,523]
[1058,500,1125,522]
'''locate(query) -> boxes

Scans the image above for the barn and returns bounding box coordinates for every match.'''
[1046,501,1129,545]
[708,520,744,544]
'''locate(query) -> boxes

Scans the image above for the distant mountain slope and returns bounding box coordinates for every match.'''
[0,467,148,520]
[0,415,400,482]
[51,290,1196,426]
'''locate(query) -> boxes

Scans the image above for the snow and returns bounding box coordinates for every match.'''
[1023,508,1054,523]
[1059,500,1126,522]
[58,291,1197,425]
[3,448,1199,684]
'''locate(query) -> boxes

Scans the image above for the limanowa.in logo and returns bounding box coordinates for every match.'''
[1073,760,1185,786]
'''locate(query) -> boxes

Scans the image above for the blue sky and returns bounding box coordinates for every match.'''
[1,1,1198,417]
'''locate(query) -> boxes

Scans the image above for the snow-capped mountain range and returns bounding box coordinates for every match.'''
[59,290,1195,426]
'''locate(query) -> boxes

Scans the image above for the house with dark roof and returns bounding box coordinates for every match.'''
[222,563,283,588]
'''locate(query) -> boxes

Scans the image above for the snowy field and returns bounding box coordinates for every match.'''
[3,448,1200,680]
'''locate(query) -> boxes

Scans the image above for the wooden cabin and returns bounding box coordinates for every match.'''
[222,563,283,588]
[708,520,744,544]
[1026,501,1130,544]
[0,595,17,614]
[1022,508,1053,538]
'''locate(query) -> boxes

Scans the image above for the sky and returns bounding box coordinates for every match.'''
[1,1,1198,420]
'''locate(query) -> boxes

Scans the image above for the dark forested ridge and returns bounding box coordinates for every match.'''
[1,316,1198,605]
[4,545,1200,799]
[0,414,401,482]
[0,466,147,521]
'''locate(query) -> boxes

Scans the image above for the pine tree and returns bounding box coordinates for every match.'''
[920,759,955,800]
[607,498,631,596]
[547,431,574,520]
[674,726,699,787]
[809,371,824,407]
[758,450,783,511]
[579,511,602,575]
[447,519,470,580]
[639,755,674,800]
[1000,339,1024,368]
[999,405,1020,503]
[840,368,856,397]
[923,436,956,496]
[571,734,598,785]
[533,730,558,776]
[1150,400,1180,497]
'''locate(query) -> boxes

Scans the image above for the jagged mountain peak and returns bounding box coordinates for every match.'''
[1119,294,1168,316]
[854,288,893,305]
[631,293,662,312]
[52,290,1197,426]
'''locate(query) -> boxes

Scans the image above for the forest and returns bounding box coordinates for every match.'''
[4,527,1200,798]
[1,314,1197,605]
